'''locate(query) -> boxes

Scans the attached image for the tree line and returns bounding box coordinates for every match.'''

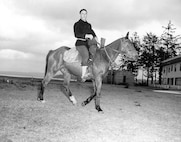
[121,21,181,85]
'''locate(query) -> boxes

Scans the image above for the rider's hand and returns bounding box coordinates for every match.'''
[85,34,93,40]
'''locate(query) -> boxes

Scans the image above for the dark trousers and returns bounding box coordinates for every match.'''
[76,45,89,66]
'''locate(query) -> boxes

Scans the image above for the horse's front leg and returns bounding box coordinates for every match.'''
[82,79,96,106]
[94,76,103,112]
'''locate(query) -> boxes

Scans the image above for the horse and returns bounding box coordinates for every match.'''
[38,32,138,112]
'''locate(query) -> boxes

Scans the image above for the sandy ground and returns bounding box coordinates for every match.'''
[0,79,181,142]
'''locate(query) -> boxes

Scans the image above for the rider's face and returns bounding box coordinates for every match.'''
[80,10,87,21]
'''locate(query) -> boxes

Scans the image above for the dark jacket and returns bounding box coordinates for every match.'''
[74,19,96,46]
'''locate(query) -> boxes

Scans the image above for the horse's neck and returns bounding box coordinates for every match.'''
[104,39,121,61]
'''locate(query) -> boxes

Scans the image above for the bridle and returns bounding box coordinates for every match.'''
[103,45,120,65]
[91,39,129,66]
[98,42,127,66]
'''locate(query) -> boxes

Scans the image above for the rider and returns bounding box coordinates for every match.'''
[74,9,97,80]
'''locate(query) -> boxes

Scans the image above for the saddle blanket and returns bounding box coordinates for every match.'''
[63,47,81,63]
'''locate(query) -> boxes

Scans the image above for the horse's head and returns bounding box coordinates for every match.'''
[119,32,138,61]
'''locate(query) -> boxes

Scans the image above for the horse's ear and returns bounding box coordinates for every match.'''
[125,32,129,39]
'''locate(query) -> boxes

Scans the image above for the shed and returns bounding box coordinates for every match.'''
[103,70,135,85]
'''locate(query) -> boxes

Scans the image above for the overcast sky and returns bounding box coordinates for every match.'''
[0,0,181,74]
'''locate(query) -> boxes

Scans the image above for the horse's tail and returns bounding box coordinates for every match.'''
[44,50,53,77]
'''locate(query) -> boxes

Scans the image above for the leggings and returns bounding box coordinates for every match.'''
[76,45,89,66]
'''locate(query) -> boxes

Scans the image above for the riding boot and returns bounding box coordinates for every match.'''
[81,66,91,82]
[89,54,93,61]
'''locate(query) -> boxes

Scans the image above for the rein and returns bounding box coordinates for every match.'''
[97,41,122,65]
[103,46,120,65]
[96,40,128,67]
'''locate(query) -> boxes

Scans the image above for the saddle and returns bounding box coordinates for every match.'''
[63,47,94,65]
[63,47,81,63]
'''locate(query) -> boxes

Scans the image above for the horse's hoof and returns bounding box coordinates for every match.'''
[96,106,103,113]
[81,102,86,107]
[40,100,46,103]
[37,96,44,101]
[37,98,46,103]
[69,96,77,105]
[98,110,104,114]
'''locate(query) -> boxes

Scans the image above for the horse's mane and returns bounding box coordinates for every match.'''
[100,38,122,51]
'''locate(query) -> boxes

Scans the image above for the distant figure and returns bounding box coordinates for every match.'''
[74,9,97,80]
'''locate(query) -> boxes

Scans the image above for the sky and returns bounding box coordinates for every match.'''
[0,0,181,74]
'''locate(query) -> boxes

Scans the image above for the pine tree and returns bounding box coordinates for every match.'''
[161,20,181,59]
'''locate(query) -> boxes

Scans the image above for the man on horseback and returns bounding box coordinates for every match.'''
[74,9,97,81]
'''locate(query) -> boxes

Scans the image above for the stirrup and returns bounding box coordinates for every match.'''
[88,58,93,65]
[89,58,93,61]
[89,54,94,61]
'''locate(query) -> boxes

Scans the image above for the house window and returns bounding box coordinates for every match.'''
[167,78,169,85]
[180,64,181,71]
[171,78,174,85]
[175,65,177,72]
[171,65,173,71]
[175,78,181,85]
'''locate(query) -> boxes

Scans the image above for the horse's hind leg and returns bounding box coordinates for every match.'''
[38,72,53,102]
[60,68,77,105]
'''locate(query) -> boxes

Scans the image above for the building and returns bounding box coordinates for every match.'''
[161,55,181,89]
[103,70,135,85]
